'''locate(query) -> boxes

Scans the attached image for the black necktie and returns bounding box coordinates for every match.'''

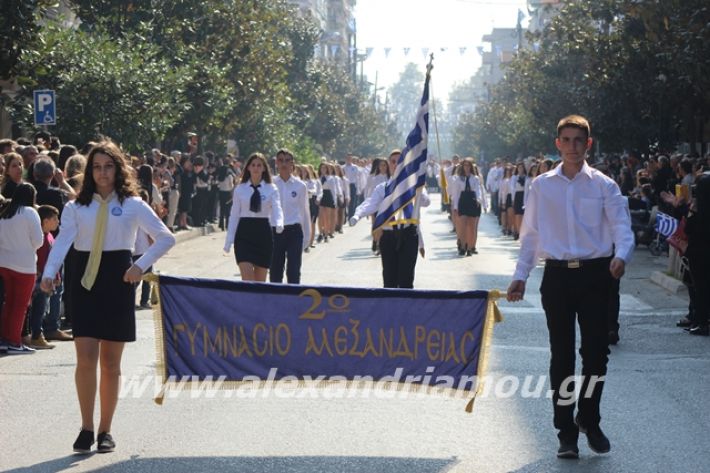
[249,184,261,212]
[465,177,471,191]
[321,176,326,184]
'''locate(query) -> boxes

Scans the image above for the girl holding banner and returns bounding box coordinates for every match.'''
[223,152,284,282]
[40,141,176,454]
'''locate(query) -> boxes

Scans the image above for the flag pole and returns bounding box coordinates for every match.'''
[428,54,443,165]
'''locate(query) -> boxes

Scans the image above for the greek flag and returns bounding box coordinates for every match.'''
[655,212,678,237]
[373,69,430,230]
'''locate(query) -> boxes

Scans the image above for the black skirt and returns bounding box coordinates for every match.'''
[513,191,525,215]
[458,190,481,218]
[320,189,335,208]
[70,250,136,342]
[309,196,319,222]
[235,217,273,268]
[505,194,512,210]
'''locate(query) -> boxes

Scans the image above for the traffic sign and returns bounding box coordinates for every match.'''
[33,90,56,126]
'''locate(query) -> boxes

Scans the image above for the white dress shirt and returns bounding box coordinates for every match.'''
[364,174,386,198]
[0,207,43,274]
[321,175,338,194]
[352,181,431,230]
[334,176,345,200]
[343,164,360,191]
[306,178,323,202]
[273,175,311,249]
[451,174,484,212]
[357,167,368,195]
[44,195,176,278]
[224,180,284,251]
[486,166,502,193]
[513,162,635,281]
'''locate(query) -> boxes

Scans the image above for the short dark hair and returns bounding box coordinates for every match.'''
[557,115,591,138]
[38,204,59,221]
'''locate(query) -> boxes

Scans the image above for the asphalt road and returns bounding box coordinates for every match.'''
[1,193,708,473]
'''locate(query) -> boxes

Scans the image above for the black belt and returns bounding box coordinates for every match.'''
[545,256,611,269]
[283,223,301,229]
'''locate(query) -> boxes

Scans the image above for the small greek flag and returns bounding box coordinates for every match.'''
[373,62,430,230]
[655,212,678,237]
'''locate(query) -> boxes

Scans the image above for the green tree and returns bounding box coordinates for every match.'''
[10,25,188,151]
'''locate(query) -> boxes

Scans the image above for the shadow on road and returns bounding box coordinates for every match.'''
[6,455,457,473]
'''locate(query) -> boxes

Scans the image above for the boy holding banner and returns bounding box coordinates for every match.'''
[507,115,634,459]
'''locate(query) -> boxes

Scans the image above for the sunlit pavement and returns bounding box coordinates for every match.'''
[2,193,708,473]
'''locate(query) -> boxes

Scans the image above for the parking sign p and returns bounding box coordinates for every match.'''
[33,90,56,126]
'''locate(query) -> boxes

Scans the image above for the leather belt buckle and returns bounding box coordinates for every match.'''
[567,259,581,269]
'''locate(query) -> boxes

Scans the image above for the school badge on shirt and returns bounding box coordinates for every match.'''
[111,207,123,216]
[291,191,297,198]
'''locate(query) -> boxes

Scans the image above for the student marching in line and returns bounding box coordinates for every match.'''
[486,158,503,222]
[512,162,527,240]
[364,158,389,254]
[334,164,349,234]
[507,115,633,460]
[499,164,514,236]
[451,158,484,256]
[40,141,175,454]
[350,150,431,288]
[471,162,488,246]
[317,162,336,243]
[270,149,310,284]
[304,164,322,250]
[223,152,284,282]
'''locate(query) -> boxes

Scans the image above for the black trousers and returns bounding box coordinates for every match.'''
[607,276,620,333]
[347,183,358,218]
[218,190,232,230]
[491,190,499,217]
[379,226,419,288]
[191,188,209,226]
[540,259,613,434]
[270,224,304,284]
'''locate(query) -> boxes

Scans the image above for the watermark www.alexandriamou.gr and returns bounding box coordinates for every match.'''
[119,367,604,403]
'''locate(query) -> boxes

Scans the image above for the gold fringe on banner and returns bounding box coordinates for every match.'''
[142,272,168,405]
[465,289,504,413]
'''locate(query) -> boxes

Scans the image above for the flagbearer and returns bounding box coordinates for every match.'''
[270,148,310,284]
[506,115,634,459]
[350,150,430,288]
[40,141,176,455]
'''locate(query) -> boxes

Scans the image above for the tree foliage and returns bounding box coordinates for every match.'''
[4,0,396,160]
[457,0,710,158]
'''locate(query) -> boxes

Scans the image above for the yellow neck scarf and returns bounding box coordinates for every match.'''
[80,193,114,290]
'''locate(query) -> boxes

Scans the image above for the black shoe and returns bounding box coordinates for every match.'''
[557,439,579,459]
[689,324,709,336]
[73,429,94,454]
[576,418,610,454]
[466,250,472,256]
[676,317,692,328]
[472,248,478,254]
[372,241,377,252]
[608,330,620,345]
[317,234,324,243]
[97,432,115,453]
[458,248,465,256]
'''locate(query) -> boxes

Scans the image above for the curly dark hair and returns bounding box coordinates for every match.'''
[76,140,139,206]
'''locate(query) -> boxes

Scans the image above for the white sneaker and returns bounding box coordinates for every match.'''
[6,344,36,354]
